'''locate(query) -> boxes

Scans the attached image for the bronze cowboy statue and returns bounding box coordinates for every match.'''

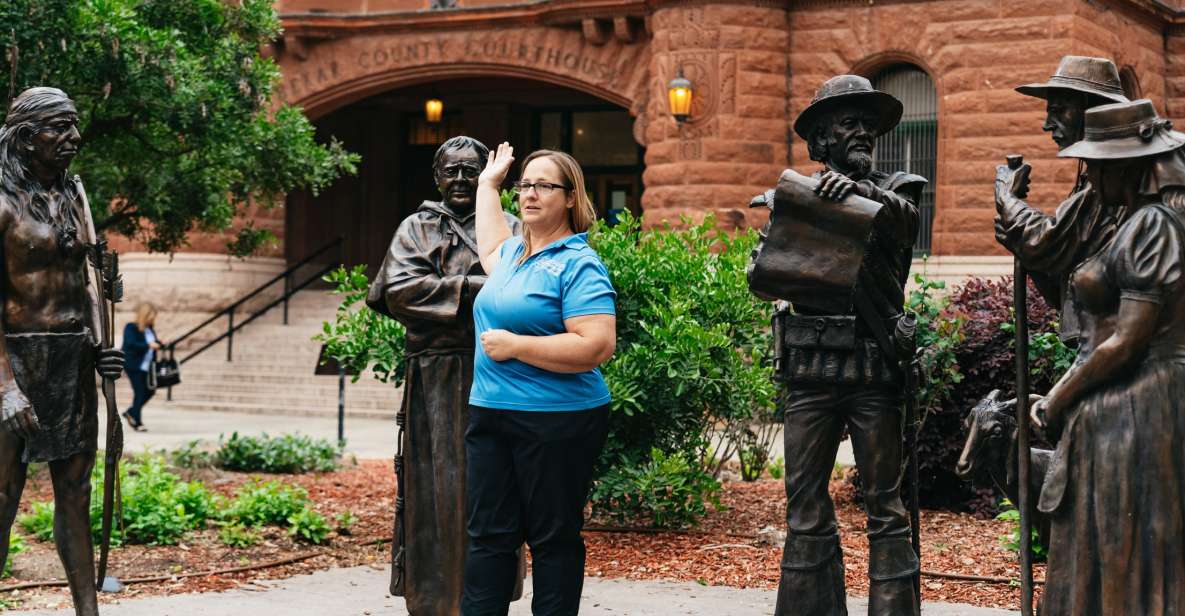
[0,87,125,615]
[995,56,1129,345]
[366,135,523,615]
[749,75,926,616]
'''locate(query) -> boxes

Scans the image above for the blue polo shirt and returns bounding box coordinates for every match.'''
[470,233,616,412]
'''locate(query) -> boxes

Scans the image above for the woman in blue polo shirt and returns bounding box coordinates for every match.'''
[462,143,616,616]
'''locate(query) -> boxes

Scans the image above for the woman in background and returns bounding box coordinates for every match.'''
[121,302,162,431]
[462,144,617,615]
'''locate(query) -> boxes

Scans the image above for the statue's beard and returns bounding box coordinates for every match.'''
[845,150,872,176]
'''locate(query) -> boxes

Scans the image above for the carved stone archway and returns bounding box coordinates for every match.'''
[274,27,651,122]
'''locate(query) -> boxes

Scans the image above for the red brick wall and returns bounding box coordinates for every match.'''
[788,0,1168,256]
[107,203,285,258]
[641,4,788,230]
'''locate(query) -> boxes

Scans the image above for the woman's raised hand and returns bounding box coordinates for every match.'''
[479,142,515,188]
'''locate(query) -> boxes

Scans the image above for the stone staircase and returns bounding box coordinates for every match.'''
[114,288,401,420]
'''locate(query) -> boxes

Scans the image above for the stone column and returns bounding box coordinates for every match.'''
[641,1,789,230]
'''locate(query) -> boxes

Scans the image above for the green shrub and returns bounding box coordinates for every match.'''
[120,457,216,545]
[215,433,341,474]
[766,457,785,480]
[222,480,310,528]
[591,448,723,528]
[18,502,54,542]
[996,499,1047,561]
[3,531,25,578]
[217,523,260,548]
[169,439,215,469]
[316,265,407,385]
[287,507,331,544]
[590,212,775,484]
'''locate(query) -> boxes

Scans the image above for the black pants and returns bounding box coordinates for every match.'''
[125,369,154,424]
[461,404,609,616]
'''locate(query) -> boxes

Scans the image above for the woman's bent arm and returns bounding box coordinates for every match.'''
[480,314,616,374]
[476,142,516,274]
[1034,298,1159,428]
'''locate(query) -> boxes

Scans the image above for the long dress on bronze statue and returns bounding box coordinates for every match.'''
[1038,197,1185,615]
[367,200,521,616]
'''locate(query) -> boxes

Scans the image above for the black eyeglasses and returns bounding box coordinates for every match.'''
[513,181,571,196]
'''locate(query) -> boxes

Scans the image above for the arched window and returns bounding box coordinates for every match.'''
[1120,66,1141,100]
[872,65,937,256]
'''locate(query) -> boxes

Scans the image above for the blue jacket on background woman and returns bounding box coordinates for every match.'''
[120,302,162,431]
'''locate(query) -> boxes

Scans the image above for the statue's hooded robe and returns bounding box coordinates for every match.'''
[367,199,521,615]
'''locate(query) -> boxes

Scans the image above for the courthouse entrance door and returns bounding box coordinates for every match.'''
[285,77,644,270]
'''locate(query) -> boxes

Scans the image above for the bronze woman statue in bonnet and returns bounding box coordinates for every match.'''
[1022,99,1185,615]
[366,135,521,615]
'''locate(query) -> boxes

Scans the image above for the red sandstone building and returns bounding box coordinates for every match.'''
[119,0,1185,308]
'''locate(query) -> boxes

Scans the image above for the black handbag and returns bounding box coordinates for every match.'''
[151,347,182,389]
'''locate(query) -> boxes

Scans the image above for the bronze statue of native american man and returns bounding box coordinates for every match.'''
[749,75,927,616]
[0,87,125,615]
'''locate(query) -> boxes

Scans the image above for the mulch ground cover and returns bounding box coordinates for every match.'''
[0,461,1039,612]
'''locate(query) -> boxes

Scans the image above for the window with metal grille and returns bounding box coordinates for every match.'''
[872,65,937,256]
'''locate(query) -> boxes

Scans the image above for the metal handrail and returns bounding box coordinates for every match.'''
[166,236,344,371]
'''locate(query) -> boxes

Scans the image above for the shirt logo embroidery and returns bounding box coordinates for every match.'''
[533,257,564,276]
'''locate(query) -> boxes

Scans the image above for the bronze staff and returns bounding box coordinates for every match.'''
[1005,154,1035,616]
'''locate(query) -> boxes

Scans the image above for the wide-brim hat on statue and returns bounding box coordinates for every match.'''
[793,75,903,140]
[1059,99,1185,160]
[1016,56,1128,104]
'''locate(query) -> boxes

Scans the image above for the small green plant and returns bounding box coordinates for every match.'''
[18,502,54,542]
[120,457,216,545]
[169,439,215,469]
[335,511,358,536]
[766,457,785,480]
[288,507,331,544]
[591,448,724,528]
[3,531,25,578]
[500,188,520,217]
[222,480,310,528]
[218,523,261,549]
[215,433,341,474]
[996,499,1047,561]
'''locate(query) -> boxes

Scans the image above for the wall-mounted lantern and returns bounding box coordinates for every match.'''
[667,68,693,124]
[425,98,444,123]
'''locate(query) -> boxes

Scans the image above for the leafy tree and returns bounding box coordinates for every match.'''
[0,0,358,254]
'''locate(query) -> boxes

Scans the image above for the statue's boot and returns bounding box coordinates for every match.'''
[774,533,847,616]
[867,537,920,616]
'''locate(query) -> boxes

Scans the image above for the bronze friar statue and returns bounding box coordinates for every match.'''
[366,135,521,615]
[0,88,125,615]
[995,56,1129,344]
[1007,99,1185,615]
[748,75,926,616]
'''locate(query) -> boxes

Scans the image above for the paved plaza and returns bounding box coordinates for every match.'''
[5,565,1014,615]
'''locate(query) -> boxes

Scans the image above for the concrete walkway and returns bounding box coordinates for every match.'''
[5,565,1013,615]
[101,405,396,460]
[103,406,860,467]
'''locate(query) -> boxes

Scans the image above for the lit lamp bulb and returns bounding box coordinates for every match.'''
[667,69,693,124]
[425,98,443,124]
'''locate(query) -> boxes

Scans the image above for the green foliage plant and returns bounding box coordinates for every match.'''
[996,499,1047,561]
[118,456,216,545]
[316,265,407,385]
[214,432,341,474]
[17,502,54,542]
[766,456,785,480]
[221,480,310,528]
[590,448,723,529]
[287,506,331,544]
[217,522,260,549]
[335,510,358,536]
[0,0,358,255]
[2,532,24,578]
[168,439,215,469]
[589,212,776,481]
